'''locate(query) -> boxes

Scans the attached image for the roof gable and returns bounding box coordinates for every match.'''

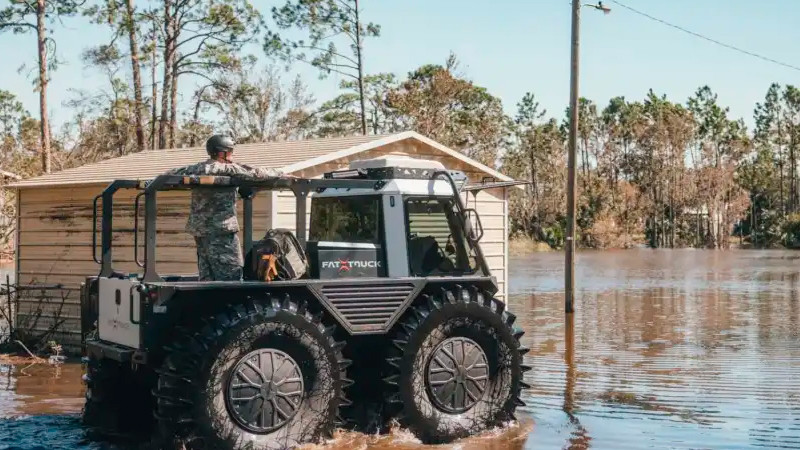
[11,132,511,188]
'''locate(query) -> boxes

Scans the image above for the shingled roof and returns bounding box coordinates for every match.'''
[11,131,511,188]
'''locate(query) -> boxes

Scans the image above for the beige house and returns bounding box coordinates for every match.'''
[11,131,515,347]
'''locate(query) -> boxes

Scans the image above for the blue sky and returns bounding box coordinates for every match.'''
[1,0,798,131]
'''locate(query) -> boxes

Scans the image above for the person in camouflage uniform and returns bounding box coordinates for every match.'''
[168,135,285,281]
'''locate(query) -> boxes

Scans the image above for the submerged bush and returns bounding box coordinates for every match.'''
[782,213,800,249]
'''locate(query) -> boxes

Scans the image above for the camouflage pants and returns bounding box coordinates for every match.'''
[194,233,243,281]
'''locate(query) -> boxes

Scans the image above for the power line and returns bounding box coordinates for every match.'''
[608,0,800,73]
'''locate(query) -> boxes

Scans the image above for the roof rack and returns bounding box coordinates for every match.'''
[323,166,468,185]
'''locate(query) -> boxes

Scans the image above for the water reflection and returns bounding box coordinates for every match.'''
[517,249,800,449]
[1,250,799,449]
[562,313,590,450]
[0,362,84,418]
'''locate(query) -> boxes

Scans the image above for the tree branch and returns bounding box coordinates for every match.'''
[176,29,228,49]
[296,44,359,66]
[319,60,359,72]
[0,22,37,32]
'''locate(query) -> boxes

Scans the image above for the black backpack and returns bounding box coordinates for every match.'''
[244,229,309,281]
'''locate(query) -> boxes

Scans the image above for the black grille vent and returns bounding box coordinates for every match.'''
[320,282,415,332]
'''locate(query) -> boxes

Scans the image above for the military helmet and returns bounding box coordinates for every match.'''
[206,134,235,157]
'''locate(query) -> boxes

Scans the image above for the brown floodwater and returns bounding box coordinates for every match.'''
[2,249,800,449]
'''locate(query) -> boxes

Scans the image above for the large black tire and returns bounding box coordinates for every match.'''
[154,295,351,450]
[82,355,155,437]
[383,286,531,444]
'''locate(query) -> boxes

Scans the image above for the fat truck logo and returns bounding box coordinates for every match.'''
[322,259,381,272]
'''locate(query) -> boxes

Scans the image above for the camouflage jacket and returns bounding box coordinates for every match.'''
[168,159,282,237]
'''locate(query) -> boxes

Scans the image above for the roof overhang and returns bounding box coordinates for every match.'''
[280,131,515,183]
[11,132,521,189]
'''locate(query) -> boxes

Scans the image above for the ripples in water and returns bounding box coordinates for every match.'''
[1,249,799,449]
[517,249,800,449]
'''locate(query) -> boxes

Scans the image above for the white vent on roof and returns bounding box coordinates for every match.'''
[349,155,446,170]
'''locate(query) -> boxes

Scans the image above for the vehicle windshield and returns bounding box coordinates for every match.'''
[309,195,381,243]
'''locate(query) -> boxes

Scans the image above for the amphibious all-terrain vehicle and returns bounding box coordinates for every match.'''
[81,157,530,449]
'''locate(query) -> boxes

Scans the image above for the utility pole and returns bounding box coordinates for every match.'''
[566,1,609,314]
[565,0,580,314]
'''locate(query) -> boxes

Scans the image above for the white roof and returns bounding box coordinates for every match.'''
[12,131,514,188]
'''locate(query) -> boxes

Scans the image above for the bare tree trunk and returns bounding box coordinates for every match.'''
[530,150,538,218]
[651,185,658,248]
[791,133,796,213]
[670,158,676,248]
[778,118,785,217]
[696,211,701,248]
[354,0,367,135]
[580,139,589,193]
[189,86,207,147]
[169,63,178,147]
[36,0,51,173]
[150,19,158,150]
[158,0,174,149]
[793,130,798,213]
[125,0,145,152]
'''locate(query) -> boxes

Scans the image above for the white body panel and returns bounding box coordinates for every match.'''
[98,277,141,348]
[382,194,410,277]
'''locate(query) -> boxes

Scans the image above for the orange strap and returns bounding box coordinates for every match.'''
[261,254,278,281]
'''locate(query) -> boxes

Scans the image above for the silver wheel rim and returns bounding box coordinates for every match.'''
[226,348,304,433]
[426,337,489,413]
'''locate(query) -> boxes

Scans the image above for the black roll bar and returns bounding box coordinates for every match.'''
[142,188,159,282]
[240,187,255,257]
[91,194,102,264]
[433,170,491,276]
[133,192,145,268]
[99,180,141,277]
[99,175,382,281]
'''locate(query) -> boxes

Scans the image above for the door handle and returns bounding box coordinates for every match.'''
[129,286,140,325]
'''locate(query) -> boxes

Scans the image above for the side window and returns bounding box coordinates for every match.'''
[309,196,381,243]
[405,198,477,276]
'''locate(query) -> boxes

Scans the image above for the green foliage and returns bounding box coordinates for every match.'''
[0,0,83,34]
[0,90,43,177]
[172,0,261,75]
[782,213,800,249]
[0,0,84,77]
[386,55,510,166]
[264,0,379,133]
[313,73,401,137]
[265,0,379,76]
[503,92,565,247]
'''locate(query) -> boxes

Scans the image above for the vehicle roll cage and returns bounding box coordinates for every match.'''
[92,172,488,283]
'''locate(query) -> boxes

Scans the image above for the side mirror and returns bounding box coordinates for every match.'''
[464,208,484,242]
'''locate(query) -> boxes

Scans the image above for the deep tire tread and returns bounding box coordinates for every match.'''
[383,287,528,443]
[154,295,350,449]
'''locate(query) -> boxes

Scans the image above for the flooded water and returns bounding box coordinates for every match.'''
[2,249,800,449]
